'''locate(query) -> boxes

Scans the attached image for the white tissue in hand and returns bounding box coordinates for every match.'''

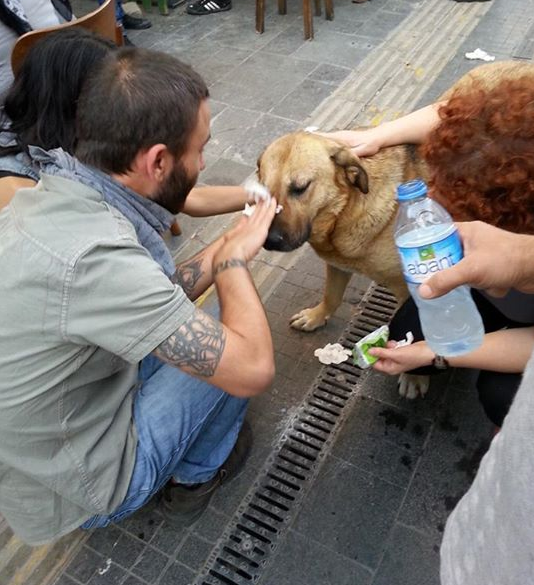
[242,202,283,217]
[243,178,271,203]
[395,331,414,348]
[314,342,352,365]
[242,179,283,216]
[242,203,255,217]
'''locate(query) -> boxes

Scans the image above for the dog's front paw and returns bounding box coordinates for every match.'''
[289,306,328,331]
[398,373,429,400]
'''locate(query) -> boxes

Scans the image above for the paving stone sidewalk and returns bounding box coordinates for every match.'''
[1,0,533,583]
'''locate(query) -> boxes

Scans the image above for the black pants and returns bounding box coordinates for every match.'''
[390,290,526,427]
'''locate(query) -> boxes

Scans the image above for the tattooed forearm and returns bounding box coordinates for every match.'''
[172,257,204,298]
[153,309,226,377]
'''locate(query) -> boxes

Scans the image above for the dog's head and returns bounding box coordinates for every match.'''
[258,131,369,251]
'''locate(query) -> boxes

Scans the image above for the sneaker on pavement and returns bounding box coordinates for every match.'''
[160,420,252,527]
[186,0,232,15]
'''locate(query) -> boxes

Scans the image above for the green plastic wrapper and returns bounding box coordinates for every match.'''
[352,325,389,369]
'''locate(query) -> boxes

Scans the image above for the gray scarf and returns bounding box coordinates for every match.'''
[31,147,176,278]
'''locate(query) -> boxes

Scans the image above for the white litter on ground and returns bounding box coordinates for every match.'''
[304,126,320,133]
[97,559,112,576]
[465,48,495,62]
[314,342,352,365]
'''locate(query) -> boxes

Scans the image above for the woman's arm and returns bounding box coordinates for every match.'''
[319,102,444,156]
[370,327,534,376]
[182,185,251,217]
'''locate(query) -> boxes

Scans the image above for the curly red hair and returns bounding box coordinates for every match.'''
[422,76,534,234]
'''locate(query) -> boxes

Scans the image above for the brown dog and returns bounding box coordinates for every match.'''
[261,133,427,330]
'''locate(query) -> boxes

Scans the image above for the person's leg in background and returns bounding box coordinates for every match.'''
[476,370,519,429]
[81,353,251,531]
[98,0,152,32]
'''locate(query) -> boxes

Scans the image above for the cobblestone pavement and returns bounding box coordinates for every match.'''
[1,0,533,583]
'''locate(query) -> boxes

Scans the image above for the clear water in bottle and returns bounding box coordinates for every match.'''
[395,179,484,356]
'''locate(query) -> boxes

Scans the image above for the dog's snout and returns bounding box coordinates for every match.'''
[264,227,286,251]
[264,223,310,252]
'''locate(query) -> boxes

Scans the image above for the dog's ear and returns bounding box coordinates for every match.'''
[256,151,265,176]
[330,146,369,194]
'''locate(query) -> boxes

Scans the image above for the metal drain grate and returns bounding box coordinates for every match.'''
[194,284,398,585]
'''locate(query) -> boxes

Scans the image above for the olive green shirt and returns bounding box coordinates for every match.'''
[0,174,194,544]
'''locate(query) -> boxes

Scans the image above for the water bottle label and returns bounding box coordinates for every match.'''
[397,230,463,285]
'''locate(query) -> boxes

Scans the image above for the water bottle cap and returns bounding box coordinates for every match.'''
[396,179,428,201]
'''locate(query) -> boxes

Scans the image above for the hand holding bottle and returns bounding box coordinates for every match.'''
[394,180,484,357]
[419,221,534,299]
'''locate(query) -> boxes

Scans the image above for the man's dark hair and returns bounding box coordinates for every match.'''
[75,48,209,174]
[0,28,115,156]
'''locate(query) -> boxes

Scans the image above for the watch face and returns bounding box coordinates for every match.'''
[433,355,449,370]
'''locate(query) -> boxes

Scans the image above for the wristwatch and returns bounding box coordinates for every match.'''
[432,354,450,370]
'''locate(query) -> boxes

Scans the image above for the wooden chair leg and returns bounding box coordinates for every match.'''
[255,0,265,33]
[278,0,287,15]
[115,24,124,46]
[303,0,313,39]
[314,0,321,17]
[324,0,334,21]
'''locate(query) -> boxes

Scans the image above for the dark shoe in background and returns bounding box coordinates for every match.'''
[160,421,253,527]
[122,13,152,29]
[186,0,232,15]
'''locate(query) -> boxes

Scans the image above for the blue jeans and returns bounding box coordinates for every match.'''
[82,354,248,529]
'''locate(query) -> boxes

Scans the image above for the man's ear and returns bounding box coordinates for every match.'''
[144,143,173,183]
[329,145,369,194]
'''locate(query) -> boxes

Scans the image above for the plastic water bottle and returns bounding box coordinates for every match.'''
[394,179,484,356]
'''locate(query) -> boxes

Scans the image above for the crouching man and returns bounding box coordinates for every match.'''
[0,48,276,544]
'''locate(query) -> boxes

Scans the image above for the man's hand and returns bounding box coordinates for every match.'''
[214,197,277,269]
[370,341,435,375]
[418,221,534,300]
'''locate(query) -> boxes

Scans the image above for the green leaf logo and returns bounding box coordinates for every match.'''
[419,246,435,261]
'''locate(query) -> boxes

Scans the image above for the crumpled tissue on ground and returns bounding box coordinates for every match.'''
[314,343,352,365]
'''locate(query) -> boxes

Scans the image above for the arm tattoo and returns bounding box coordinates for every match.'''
[213,258,247,276]
[153,309,226,377]
[172,257,204,297]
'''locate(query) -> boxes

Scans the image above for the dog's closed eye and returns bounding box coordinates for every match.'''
[289,180,311,197]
